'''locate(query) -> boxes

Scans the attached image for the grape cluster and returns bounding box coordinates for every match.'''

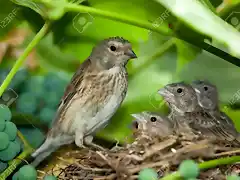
[0,105,21,173]
[15,72,68,126]
[12,164,57,180]
[0,68,68,126]
[0,68,29,92]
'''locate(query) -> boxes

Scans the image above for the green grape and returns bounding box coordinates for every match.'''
[23,76,44,97]
[0,104,12,121]
[0,161,8,173]
[179,160,199,179]
[12,139,21,155]
[12,172,19,180]
[0,118,6,131]
[18,165,37,180]
[0,142,18,161]
[43,91,60,108]
[44,73,63,91]
[43,175,57,180]
[227,174,240,180]
[18,127,45,149]
[138,168,158,180]
[4,122,17,141]
[0,132,10,150]
[38,108,56,125]
[15,137,24,152]
[16,93,38,114]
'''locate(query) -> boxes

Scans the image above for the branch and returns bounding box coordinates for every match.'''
[160,155,240,180]
[0,21,50,96]
[64,3,172,36]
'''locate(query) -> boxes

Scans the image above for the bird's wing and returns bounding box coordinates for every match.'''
[50,59,92,128]
[216,111,238,135]
[190,111,235,141]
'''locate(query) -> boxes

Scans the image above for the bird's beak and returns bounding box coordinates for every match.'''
[125,49,137,59]
[131,113,143,121]
[158,87,172,97]
[194,88,201,94]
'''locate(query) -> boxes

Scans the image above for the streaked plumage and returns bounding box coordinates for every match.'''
[31,37,137,166]
[131,111,174,137]
[191,80,240,142]
[158,82,240,142]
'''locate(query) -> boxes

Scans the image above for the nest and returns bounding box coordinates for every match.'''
[39,131,240,180]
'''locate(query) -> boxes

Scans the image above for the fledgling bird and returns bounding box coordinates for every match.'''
[130,111,174,138]
[191,80,240,142]
[158,82,199,135]
[31,37,137,166]
[158,82,240,143]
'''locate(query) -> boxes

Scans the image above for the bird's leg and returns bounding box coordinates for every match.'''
[84,135,106,151]
[75,130,86,149]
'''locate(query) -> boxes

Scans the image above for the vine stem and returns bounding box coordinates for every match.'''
[0,148,34,179]
[64,3,173,36]
[160,155,240,180]
[0,21,50,96]
[0,22,50,162]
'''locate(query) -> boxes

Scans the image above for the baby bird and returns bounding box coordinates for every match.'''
[191,80,240,142]
[158,82,239,143]
[131,111,174,138]
[158,82,199,135]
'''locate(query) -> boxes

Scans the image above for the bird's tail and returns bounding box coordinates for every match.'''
[31,138,58,167]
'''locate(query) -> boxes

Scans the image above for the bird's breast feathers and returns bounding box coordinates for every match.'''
[62,66,128,135]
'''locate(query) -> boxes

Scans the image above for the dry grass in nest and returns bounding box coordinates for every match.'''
[38,132,240,180]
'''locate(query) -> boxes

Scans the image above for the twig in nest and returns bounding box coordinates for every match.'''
[161,139,212,161]
[93,173,116,180]
[214,149,240,157]
[129,160,169,174]
[96,151,116,170]
[143,138,177,159]
[126,138,177,162]
[58,157,112,172]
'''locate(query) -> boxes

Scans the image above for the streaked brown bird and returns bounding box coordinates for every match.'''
[158,82,199,135]
[131,111,174,138]
[191,80,240,142]
[158,82,240,144]
[31,37,137,166]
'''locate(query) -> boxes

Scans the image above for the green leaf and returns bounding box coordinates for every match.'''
[35,33,81,72]
[0,1,21,38]
[11,0,68,20]
[175,38,201,74]
[155,0,240,58]
[10,0,47,18]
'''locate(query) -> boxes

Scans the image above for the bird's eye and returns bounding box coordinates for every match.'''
[110,45,117,51]
[204,86,208,91]
[150,117,157,122]
[177,88,183,93]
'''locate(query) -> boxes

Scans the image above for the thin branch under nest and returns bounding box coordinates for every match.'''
[40,132,240,180]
